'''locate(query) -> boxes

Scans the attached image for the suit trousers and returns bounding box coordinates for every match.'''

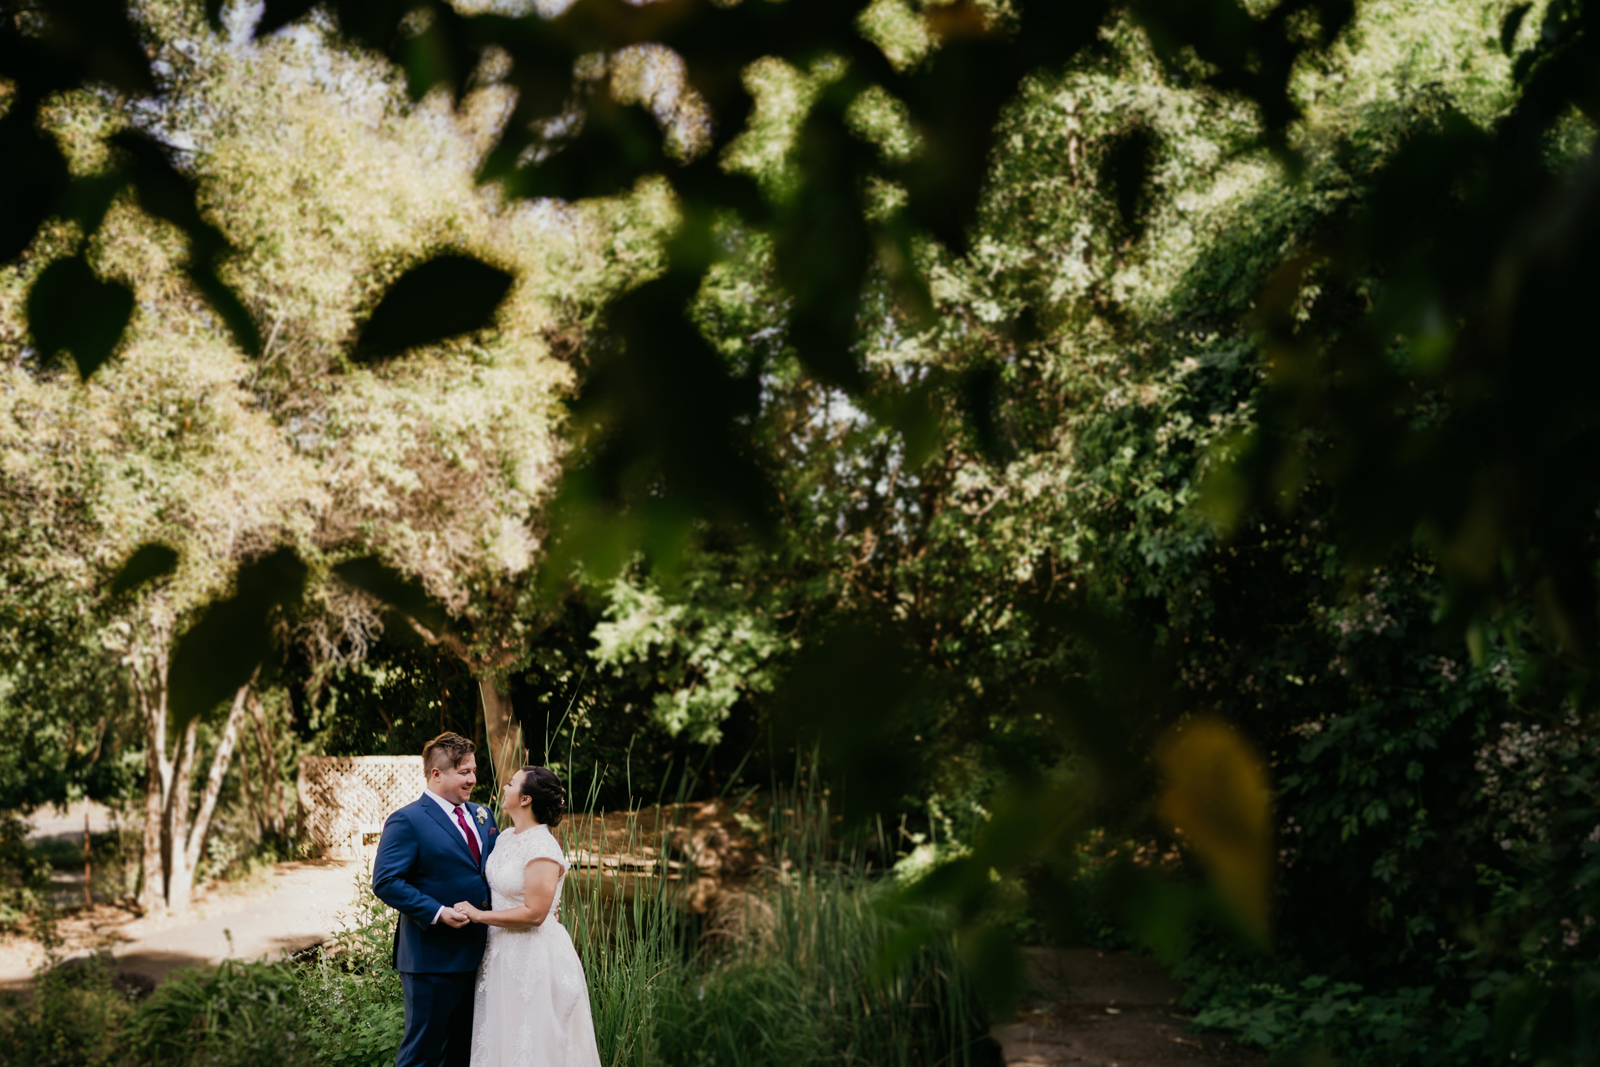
[396,970,477,1067]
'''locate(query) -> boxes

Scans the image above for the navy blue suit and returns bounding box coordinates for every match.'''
[372,794,499,1067]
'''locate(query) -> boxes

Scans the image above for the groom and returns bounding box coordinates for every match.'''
[372,732,500,1067]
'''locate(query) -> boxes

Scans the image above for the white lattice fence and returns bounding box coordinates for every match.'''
[298,756,424,860]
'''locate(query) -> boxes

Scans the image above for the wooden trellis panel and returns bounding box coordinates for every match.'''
[298,755,424,860]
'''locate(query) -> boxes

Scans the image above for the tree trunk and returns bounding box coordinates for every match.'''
[183,686,249,880]
[479,680,525,796]
[129,647,253,916]
[120,611,252,915]
[158,680,255,917]
[164,718,199,915]
[139,738,167,913]
[414,629,524,801]
[132,643,172,915]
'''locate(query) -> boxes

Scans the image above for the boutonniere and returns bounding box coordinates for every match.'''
[474,807,488,825]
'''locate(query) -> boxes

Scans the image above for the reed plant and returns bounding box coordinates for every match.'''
[648,873,989,1067]
[557,763,995,1067]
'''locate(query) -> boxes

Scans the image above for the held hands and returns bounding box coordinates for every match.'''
[451,901,482,923]
[438,905,471,928]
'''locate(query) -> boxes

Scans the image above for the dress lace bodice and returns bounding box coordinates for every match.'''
[484,822,567,924]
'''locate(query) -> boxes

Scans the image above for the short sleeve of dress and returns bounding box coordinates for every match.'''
[525,825,569,874]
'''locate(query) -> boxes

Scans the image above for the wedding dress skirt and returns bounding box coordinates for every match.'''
[470,824,602,1067]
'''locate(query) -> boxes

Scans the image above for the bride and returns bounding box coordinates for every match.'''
[454,765,601,1067]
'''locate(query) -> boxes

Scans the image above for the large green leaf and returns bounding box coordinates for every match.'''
[0,110,70,262]
[332,556,450,635]
[1157,718,1274,946]
[168,549,307,732]
[353,254,514,361]
[26,255,135,379]
[109,544,179,597]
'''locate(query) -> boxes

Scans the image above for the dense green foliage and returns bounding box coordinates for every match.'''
[521,2,1600,1062]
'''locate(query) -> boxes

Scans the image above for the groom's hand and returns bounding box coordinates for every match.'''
[438,906,470,928]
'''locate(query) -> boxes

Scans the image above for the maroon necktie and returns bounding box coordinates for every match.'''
[453,806,481,866]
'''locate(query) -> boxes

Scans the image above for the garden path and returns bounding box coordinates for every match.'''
[108,859,367,984]
[995,948,1261,1067]
[0,859,365,989]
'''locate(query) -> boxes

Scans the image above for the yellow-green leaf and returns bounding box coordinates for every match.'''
[1156,717,1273,946]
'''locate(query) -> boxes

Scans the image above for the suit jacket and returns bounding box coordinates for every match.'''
[371,794,500,973]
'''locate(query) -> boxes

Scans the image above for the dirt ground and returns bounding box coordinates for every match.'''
[560,798,767,876]
[994,948,1262,1067]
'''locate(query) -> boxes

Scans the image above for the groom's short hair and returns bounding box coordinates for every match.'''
[422,732,475,774]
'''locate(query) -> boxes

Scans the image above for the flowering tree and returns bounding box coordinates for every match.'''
[0,18,590,911]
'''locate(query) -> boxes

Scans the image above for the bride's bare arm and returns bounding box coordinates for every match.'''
[456,858,562,930]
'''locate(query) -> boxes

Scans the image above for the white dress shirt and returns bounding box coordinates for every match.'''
[422,788,484,924]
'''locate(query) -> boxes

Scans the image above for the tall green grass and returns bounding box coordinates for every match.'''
[651,873,989,1067]
[558,767,994,1067]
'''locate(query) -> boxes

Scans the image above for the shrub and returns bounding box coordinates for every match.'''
[1183,968,1494,1067]
[0,812,53,933]
[123,960,314,1067]
[0,954,137,1067]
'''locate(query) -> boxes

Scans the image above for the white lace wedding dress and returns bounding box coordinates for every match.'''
[469,823,602,1067]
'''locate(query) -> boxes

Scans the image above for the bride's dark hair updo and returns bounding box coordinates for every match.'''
[517,766,566,827]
